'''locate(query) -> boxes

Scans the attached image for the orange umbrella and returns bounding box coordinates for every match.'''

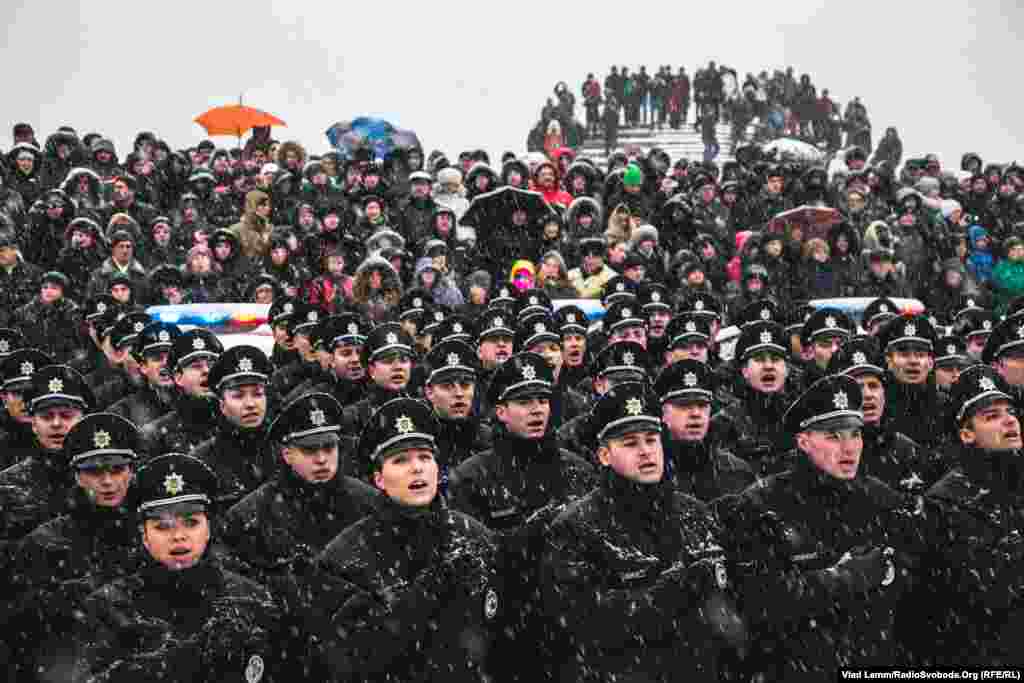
[194,104,286,138]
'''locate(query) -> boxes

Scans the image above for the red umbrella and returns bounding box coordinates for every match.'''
[767,205,842,241]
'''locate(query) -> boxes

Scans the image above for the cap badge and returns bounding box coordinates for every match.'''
[616,283,625,292]
[237,357,253,373]
[0,340,9,354]
[452,322,464,334]
[521,364,537,381]
[879,304,889,313]
[983,320,992,331]
[20,361,33,376]
[759,330,772,344]
[93,430,112,449]
[947,344,957,355]
[158,330,171,343]
[385,332,399,345]
[967,298,975,308]
[825,316,837,329]
[1017,325,1024,339]
[979,376,997,392]
[164,472,185,496]
[500,287,509,297]
[904,323,916,337]
[685,321,697,332]
[96,302,107,315]
[684,372,698,388]
[493,316,505,329]
[694,300,705,311]
[760,308,770,320]
[622,308,632,319]
[307,311,318,323]
[434,311,444,322]
[412,297,423,308]
[48,377,64,394]
[534,322,546,334]
[447,353,461,367]
[347,323,359,335]
[833,391,849,410]
[395,415,415,434]
[133,321,145,333]
[852,351,867,365]
[310,408,327,427]
[622,351,635,366]
[193,337,206,351]
[566,313,576,324]
[625,397,644,416]
[529,296,539,305]
[651,292,661,302]
[283,302,294,314]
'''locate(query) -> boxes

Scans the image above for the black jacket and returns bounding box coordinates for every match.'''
[434,416,493,472]
[714,458,914,680]
[710,383,796,477]
[883,375,949,450]
[0,417,36,471]
[541,472,744,682]
[663,435,756,502]
[139,394,221,458]
[76,558,280,682]
[340,384,406,436]
[107,383,175,429]
[313,497,500,682]
[11,296,82,364]
[191,420,278,509]
[0,258,41,328]
[859,423,933,495]
[0,445,74,548]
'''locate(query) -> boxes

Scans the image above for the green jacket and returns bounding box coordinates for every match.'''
[991,258,1024,314]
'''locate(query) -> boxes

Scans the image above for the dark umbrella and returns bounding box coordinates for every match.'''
[767,205,842,241]
[460,186,556,230]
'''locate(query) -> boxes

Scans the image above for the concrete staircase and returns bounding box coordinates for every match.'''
[575,118,743,170]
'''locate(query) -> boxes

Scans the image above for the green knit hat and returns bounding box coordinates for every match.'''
[623,163,643,187]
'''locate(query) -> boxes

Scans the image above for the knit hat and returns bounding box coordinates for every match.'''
[437,167,462,186]
[623,164,643,187]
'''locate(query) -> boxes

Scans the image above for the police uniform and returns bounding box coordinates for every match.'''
[268,297,301,369]
[448,353,595,683]
[282,312,369,408]
[191,346,277,508]
[0,348,52,471]
[72,295,122,377]
[827,337,934,493]
[139,329,223,458]
[340,322,416,436]
[7,413,143,681]
[541,382,744,682]
[710,321,798,476]
[715,375,912,680]
[655,360,755,501]
[553,304,591,389]
[473,307,517,420]
[798,307,854,391]
[75,453,280,682]
[424,340,493,470]
[862,296,900,335]
[107,321,181,428]
[89,311,151,410]
[269,303,326,400]
[314,398,500,681]
[516,312,587,431]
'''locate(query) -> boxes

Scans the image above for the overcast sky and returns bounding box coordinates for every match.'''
[2,1,1020,169]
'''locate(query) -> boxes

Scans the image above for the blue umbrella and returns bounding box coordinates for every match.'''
[325,117,421,161]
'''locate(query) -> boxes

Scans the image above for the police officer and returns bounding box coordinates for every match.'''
[638,281,673,366]
[268,296,301,369]
[797,307,855,390]
[602,300,648,349]
[282,312,369,407]
[0,348,52,470]
[449,352,595,682]
[71,295,120,376]
[516,311,587,430]
[7,413,142,681]
[828,337,933,493]
[89,311,151,409]
[74,452,280,682]
[192,345,276,508]
[313,397,500,681]
[541,381,745,682]
[710,320,796,476]
[957,307,995,361]
[983,312,1024,400]
[553,304,590,388]
[664,312,713,367]
[0,365,93,545]
[219,391,379,679]
[423,340,492,470]
[107,321,181,428]
[473,307,516,418]
[877,313,948,449]
[270,302,326,400]
[654,360,754,500]
[862,296,900,336]
[140,328,223,457]
[933,334,971,391]
[715,374,909,680]
[918,366,1024,666]
[340,322,415,435]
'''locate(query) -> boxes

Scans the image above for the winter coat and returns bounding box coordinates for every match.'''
[966,225,995,285]
[24,200,74,271]
[139,394,221,458]
[541,472,743,682]
[312,497,500,682]
[913,448,1024,666]
[107,383,175,429]
[434,416,493,471]
[351,256,403,323]
[0,257,41,327]
[992,257,1024,314]
[799,257,842,299]
[663,436,756,502]
[304,273,353,313]
[340,384,407,437]
[0,417,36,471]
[0,444,74,548]
[4,488,142,681]
[191,421,279,510]
[859,267,911,299]
[229,190,274,260]
[709,383,797,477]
[882,374,949,451]
[567,262,616,299]
[11,296,82,364]
[57,244,104,300]
[269,359,328,406]
[75,559,280,682]
[61,167,106,218]
[860,423,934,495]
[415,256,464,308]
[715,456,914,680]
[86,257,150,302]
[395,195,436,246]
[448,426,596,682]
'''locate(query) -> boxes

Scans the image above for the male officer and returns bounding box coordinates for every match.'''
[474,307,517,418]
[340,322,415,435]
[107,321,181,428]
[283,312,369,407]
[192,345,276,508]
[797,308,855,390]
[877,313,947,449]
[89,311,151,410]
[655,360,754,500]
[541,381,745,681]
[423,340,492,470]
[0,348,52,470]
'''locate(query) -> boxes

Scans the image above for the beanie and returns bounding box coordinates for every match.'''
[623,164,643,187]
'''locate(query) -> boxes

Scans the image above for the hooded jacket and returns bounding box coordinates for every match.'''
[352,256,403,323]
[414,256,464,308]
[965,224,995,284]
[229,190,274,261]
